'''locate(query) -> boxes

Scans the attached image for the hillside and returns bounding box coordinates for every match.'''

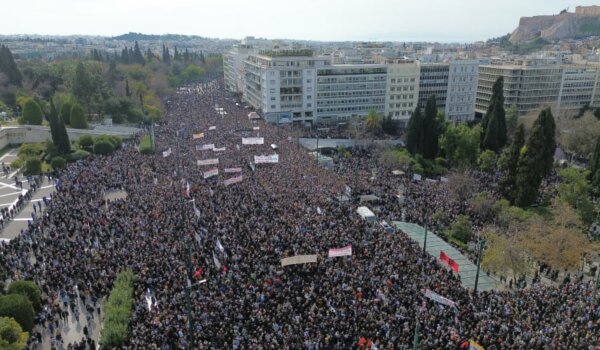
[510,6,600,43]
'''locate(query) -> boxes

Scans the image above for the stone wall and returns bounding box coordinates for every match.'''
[576,6,600,17]
[0,125,136,149]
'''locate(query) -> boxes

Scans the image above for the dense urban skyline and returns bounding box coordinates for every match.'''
[2,0,599,42]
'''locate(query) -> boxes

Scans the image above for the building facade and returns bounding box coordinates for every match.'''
[223,44,254,95]
[316,64,388,124]
[418,63,450,110]
[558,65,600,113]
[445,60,479,122]
[476,64,563,116]
[384,60,420,127]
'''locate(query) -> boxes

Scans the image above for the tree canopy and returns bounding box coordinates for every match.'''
[481,77,507,152]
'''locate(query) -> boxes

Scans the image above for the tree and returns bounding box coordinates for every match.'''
[483,231,530,279]
[561,113,600,159]
[478,150,497,172]
[50,156,66,169]
[406,107,424,155]
[558,167,596,225]
[469,192,496,222]
[448,215,472,243]
[446,171,473,210]
[0,45,22,87]
[364,109,382,135]
[590,137,600,190]
[439,123,481,168]
[7,281,41,312]
[422,94,440,159]
[498,124,525,203]
[535,107,556,176]
[132,41,145,65]
[515,120,548,207]
[173,46,181,61]
[0,294,35,331]
[72,62,93,113]
[381,115,399,135]
[481,77,507,152]
[162,45,171,64]
[69,104,88,129]
[21,99,43,125]
[93,140,115,155]
[77,134,94,150]
[24,157,41,175]
[48,99,70,155]
[506,104,519,140]
[0,317,28,350]
[59,101,72,125]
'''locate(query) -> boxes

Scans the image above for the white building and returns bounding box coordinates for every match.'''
[445,60,479,122]
[223,44,254,94]
[558,65,600,113]
[384,59,420,127]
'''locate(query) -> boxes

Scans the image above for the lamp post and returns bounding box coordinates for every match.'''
[412,320,420,350]
[474,238,485,293]
[594,264,599,301]
[422,209,428,257]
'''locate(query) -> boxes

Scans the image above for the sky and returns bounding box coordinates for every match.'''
[1,0,599,42]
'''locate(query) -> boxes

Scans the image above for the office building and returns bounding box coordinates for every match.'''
[558,65,600,113]
[445,60,479,122]
[384,60,420,127]
[418,63,450,110]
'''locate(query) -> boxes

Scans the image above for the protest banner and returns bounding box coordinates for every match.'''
[203,168,219,179]
[213,147,226,152]
[281,254,318,267]
[424,289,456,308]
[254,154,279,164]
[193,133,204,139]
[224,168,242,173]
[469,340,485,350]
[208,126,216,130]
[197,159,219,166]
[413,173,422,181]
[224,175,243,186]
[162,148,172,158]
[328,245,352,258]
[242,137,264,145]
[196,144,215,151]
[439,251,460,273]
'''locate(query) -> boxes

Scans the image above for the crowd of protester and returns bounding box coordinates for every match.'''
[0,78,598,349]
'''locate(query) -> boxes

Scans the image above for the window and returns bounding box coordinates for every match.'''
[271,105,276,109]
[307,103,312,108]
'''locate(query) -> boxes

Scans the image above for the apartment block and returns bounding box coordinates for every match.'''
[223,44,254,95]
[384,60,420,127]
[316,64,388,124]
[558,66,600,112]
[445,60,479,122]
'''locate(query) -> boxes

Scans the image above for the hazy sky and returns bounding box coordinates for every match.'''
[1,0,598,42]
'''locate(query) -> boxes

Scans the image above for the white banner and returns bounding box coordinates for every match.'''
[197,158,219,166]
[328,245,352,258]
[224,175,243,186]
[197,144,215,151]
[224,168,242,173]
[203,168,219,179]
[424,289,456,308]
[281,254,318,267]
[413,173,422,181]
[253,127,260,131]
[242,137,264,145]
[208,126,217,130]
[162,148,172,158]
[254,154,279,164]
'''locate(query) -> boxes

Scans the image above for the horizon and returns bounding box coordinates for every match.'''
[1,0,598,43]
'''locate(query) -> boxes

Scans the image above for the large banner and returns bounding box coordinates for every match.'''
[224,168,242,173]
[439,251,459,273]
[213,147,226,152]
[242,137,264,145]
[203,168,219,179]
[162,148,172,158]
[254,154,279,164]
[281,254,318,267]
[196,144,215,151]
[208,126,217,131]
[197,159,219,166]
[224,175,243,186]
[328,245,352,258]
[424,289,456,308]
[193,133,204,139]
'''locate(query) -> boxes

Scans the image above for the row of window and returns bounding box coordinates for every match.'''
[388,102,415,108]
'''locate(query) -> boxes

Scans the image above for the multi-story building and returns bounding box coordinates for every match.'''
[315,64,388,123]
[384,59,420,127]
[476,64,563,116]
[445,60,479,122]
[418,63,450,110]
[558,65,600,113]
[242,50,329,124]
[223,44,254,94]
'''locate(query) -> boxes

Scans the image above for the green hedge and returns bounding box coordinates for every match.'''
[100,270,135,348]
[93,140,115,155]
[7,281,41,312]
[0,294,35,332]
[24,157,42,176]
[65,149,91,162]
[138,135,153,155]
[50,156,66,170]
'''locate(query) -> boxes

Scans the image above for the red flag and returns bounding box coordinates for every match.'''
[193,267,203,278]
[448,258,459,273]
[439,251,450,263]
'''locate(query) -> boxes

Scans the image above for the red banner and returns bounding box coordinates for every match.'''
[439,251,459,273]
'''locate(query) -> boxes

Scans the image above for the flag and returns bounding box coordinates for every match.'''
[216,239,224,253]
[183,180,190,198]
[328,245,352,258]
[209,187,214,197]
[162,148,172,158]
[193,267,203,279]
[213,252,221,269]
[439,251,459,273]
[194,232,202,244]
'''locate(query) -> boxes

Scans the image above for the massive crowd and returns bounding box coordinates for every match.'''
[0,78,598,349]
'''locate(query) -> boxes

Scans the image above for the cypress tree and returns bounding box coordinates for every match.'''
[121,47,130,64]
[48,99,61,147]
[406,107,424,155]
[183,48,190,62]
[133,41,145,65]
[590,137,600,189]
[499,123,525,202]
[60,101,72,125]
[125,79,131,97]
[163,46,170,64]
[199,51,205,65]
[22,99,43,125]
[422,94,439,159]
[53,99,71,154]
[0,45,22,86]
[481,76,507,152]
[174,46,181,61]
[534,107,556,176]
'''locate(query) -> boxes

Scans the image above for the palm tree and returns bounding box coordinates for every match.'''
[365,109,382,135]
